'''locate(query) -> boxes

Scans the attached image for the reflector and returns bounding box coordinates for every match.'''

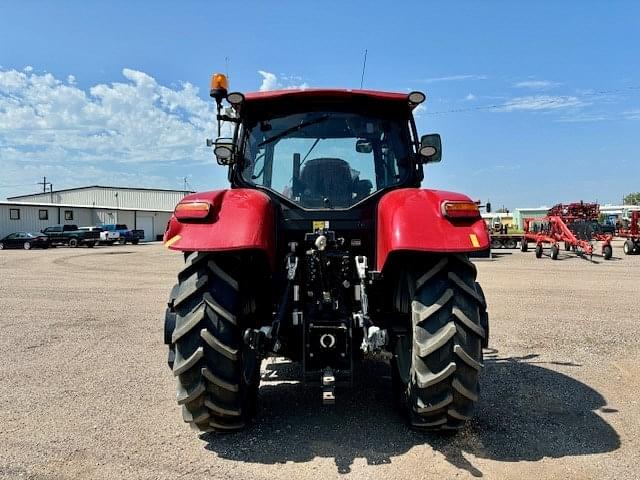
[441,201,480,219]
[175,201,211,220]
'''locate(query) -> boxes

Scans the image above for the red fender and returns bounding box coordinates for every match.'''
[164,189,275,269]
[376,188,490,270]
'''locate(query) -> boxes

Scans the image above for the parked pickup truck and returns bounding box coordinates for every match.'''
[41,224,100,248]
[101,224,144,245]
[79,226,120,245]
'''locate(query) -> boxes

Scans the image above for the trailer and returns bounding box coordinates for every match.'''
[490,233,523,249]
[487,221,524,249]
[522,202,613,260]
[619,211,640,255]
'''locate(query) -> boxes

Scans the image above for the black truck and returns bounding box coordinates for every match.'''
[41,224,100,248]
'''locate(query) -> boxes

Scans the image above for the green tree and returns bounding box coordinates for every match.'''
[624,192,640,205]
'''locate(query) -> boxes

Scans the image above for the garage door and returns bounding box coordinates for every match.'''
[137,216,154,241]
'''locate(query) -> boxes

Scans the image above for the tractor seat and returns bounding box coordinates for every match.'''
[299,158,353,207]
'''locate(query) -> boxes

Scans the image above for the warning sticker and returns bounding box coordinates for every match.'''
[313,220,329,231]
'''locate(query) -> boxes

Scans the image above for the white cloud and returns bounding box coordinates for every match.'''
[557,113,609,123]
[514,80,560,89]
[0,67,223,195]
[465,93,476,101]
[623,109,640,120]
[258,70,309,91]
[258,70,279,91]
[500,95,585,111]
[420,74,487,84]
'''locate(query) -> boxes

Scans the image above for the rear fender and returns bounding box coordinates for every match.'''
[376,188,489,271]
[164,189,276,269]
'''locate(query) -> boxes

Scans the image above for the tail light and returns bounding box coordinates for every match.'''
[174,201,211,220]
[441,201,480,219]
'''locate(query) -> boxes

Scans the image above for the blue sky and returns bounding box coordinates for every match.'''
[1,1,639,208]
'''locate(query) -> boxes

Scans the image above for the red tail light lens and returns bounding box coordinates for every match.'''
[441,201,480,219]
[175,201,211,220]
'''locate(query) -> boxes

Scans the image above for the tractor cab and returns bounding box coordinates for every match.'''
[208,77,442,212]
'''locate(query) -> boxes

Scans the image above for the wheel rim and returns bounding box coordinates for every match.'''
[24,242,31,250]
[0,243,4,250]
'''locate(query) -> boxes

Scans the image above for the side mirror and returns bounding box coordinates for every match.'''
[355,139,373,154]
[418,133,442,164]
[213,138,235,165]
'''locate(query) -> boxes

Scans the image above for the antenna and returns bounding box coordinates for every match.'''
[225,56,230,78]
[360,49,368,89]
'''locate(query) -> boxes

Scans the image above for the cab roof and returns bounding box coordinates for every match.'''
[243,89,420,110]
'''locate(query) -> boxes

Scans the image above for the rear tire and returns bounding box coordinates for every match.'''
[393,255,485,431]
[68,238,79,248]
[169,251,262,432]
[132,239,139,245]
[520,240,528,252]
[490,238,502,249]
[623,240,633,255]
[535,244,543,258]
[551,244,559,260]
[603,244,612,260]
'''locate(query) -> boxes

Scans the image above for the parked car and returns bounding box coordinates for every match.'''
[101,224,144,245]
[79,226,120,245]
[0,232,50,250]
[41,224,100,248]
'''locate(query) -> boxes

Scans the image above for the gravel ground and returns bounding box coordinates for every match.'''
[0,241,638,479]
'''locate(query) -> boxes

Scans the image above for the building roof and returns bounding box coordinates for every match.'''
[7,185,194,199]
[514,207,550,212]
[0,200,173,213]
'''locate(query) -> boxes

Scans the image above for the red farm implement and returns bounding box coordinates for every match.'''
[522,202,613,260]
[619,210,640,255]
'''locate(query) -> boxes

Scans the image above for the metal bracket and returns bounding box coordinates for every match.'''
[286,255,298,280]
[361,326,388,354]
[322,367,336,405]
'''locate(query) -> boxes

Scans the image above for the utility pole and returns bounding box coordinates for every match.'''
[38,176,51,194]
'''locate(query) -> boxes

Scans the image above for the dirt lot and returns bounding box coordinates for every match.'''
[1,241,639,479]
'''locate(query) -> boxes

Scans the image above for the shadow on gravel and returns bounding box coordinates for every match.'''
[201,352,620,476]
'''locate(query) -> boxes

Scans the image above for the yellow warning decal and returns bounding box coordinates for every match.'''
[164,234,182,248]
[469,234,480,248]
[313,220,329,231]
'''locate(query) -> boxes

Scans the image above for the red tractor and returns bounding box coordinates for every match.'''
[163,74,490,433]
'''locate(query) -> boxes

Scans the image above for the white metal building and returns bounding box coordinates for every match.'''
[8,185,190,211]
[1,185,193,241]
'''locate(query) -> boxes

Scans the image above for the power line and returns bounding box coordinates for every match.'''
[0,183,38,188]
